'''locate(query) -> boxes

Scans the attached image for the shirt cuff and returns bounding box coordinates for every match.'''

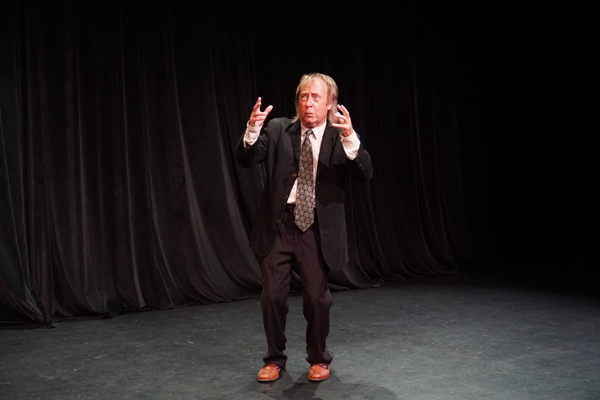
[341,131,360,160]
[244,123,261,148]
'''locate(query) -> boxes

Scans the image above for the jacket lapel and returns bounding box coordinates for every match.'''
[317,126,336,180]
[289,121,302,166]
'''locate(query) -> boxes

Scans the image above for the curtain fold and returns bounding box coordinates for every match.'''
[1,1,477,328]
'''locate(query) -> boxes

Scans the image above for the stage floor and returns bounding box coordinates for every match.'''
[1,275,599,399]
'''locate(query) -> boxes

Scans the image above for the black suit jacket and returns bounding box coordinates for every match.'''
[235,118,373,271]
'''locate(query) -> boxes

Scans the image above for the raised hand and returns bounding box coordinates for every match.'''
[249,97,273,128]
[331,104,354,137]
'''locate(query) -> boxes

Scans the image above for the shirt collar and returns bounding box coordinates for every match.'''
[301,121,327,140]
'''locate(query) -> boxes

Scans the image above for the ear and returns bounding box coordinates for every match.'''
[327,102,333,110]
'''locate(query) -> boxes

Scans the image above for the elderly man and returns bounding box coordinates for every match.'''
[236,73,373,382]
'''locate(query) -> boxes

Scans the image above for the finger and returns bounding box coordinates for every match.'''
[337,104,350,116]
[335,110,350,123]
[254,103,273,118]
[253,97,263,113]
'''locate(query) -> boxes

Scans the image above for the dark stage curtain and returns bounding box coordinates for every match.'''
[0,1,478,328]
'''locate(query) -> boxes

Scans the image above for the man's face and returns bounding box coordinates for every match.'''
[298,79,332,129]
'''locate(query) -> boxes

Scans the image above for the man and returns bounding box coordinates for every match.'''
[236,73,373,383]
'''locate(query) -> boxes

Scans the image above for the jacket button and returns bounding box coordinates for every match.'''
[293,173,298,177]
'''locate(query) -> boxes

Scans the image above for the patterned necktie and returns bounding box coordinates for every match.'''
[295,130,315,231]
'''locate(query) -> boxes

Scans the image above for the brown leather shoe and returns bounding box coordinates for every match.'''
[307,363,330,382]
[257,364,283,383]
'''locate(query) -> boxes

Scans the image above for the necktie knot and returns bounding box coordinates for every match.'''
[304,129,313,142]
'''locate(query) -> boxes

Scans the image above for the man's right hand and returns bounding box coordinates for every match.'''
[249,97,273,128]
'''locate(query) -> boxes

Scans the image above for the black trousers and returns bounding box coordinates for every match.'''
[260,207,333,367]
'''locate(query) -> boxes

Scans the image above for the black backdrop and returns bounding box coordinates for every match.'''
[0,1,595,328]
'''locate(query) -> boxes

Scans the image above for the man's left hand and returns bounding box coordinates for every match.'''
[331,104,355,137]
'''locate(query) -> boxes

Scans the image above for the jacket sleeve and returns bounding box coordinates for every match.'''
[346,144,373,182]
[235,126,269,168]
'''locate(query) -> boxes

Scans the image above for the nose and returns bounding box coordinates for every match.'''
[305,97,314,107]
